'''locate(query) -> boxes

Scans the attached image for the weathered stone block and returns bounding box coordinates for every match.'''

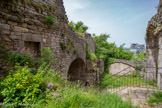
[13,26,29,33]
[8,21,17,26]
[0,23,10,30]
[10,35,21,40]
[21,23,28,28]
[1,30,10,35]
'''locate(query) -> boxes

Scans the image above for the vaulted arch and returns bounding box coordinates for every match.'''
[68,58,86,82]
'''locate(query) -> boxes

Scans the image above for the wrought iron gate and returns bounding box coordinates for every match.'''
[102,67,162,92]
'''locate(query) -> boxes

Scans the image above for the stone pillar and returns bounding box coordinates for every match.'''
[158,32,162,89]
[145,37,157,81]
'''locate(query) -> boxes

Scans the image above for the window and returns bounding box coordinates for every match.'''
[24,41,40,57]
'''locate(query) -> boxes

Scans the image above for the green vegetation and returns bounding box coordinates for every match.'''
[93,34,134,72]
[42,15,56,24]
[69,21,88,37]
[131,53,146,62]
[148,91,162,106]
[45,87,136,108]
[1,65,46,105]
[61,33,65,38]
[87,53,97,61]
[8,52,32,66]
[73,50,78,54]
[0,46,136,108]
[60,42,67,50]
[24,0,56,11]
[40,47,56,65]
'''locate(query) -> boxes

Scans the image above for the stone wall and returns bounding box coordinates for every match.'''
[84,33,96,53]
[86,59,104,84]
[146,0,162,88]
[109,59,144,75]
[0,0,104,84]
[109,59,136,75]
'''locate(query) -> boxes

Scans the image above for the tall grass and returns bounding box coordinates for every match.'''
[40,69,136,108]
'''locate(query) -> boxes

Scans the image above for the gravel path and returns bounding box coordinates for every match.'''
[108,87,162,108]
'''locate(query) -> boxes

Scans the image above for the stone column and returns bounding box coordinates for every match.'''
[158,32,162,89]
[145,38,157,81]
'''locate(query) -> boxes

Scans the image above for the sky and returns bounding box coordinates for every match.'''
[63,0,159,47]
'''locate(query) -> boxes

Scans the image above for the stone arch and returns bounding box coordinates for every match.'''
[68,58,86,82]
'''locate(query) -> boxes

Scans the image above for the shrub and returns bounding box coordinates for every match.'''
[42,15,56,24]
[40,47,56,65]
[0,65,46,105]
[135,65,143,72]
[87,53,97,61]
[148,91,162,106]
[60,42,67,50]
[8,52,32,66]
[73,50,77,54]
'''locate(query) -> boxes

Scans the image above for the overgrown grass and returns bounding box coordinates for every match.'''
[41,80,136,108]
[148,91,162,106]
[101,72,157,88]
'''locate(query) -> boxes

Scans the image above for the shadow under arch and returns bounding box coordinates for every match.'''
[68,58,86,82]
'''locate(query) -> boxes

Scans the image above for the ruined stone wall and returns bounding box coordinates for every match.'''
[110,63,135,75]
[146,0,162,88]
[0,0,103,84]
[109,59,144,75]
[84,33,96,53]
[110,59,136,75]
[0,0,85,76]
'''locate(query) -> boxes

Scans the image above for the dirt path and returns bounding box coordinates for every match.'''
[108,87,162,108]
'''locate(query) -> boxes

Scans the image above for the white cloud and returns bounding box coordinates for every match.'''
[63,0,89,13]
[63,0,158,47]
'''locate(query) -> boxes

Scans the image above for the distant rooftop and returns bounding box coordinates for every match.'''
[130,43,145,53]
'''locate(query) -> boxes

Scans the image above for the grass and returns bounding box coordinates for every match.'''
[148,91,162,106]
[39,68,137,108]
[41,83,137,108]
[101,72,157,88]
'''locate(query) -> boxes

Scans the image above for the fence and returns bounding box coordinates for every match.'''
[103,67,162,92]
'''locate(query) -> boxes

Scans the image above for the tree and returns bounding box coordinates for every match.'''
[69,21,88,35]
[93,34,134,72]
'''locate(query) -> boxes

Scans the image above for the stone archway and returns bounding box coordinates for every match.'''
[68,58,86,82]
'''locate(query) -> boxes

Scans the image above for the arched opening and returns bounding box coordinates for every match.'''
[68,58,86,82]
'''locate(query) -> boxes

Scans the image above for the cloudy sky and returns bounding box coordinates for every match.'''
[63,0,159,47]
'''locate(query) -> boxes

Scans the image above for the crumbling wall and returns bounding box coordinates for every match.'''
[146,0,162,88]
[109,59,143,75]
[0,0,86,77]
[0,0,104,84]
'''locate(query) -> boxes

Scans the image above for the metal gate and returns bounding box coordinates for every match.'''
[102,67,162,92]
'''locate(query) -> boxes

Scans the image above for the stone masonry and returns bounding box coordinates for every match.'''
[146,0,162,88]
[109,59,144,75]
[0,0,104,84]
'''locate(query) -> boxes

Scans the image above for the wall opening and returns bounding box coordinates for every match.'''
[68,58,86,82]
[24,41,40,57]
